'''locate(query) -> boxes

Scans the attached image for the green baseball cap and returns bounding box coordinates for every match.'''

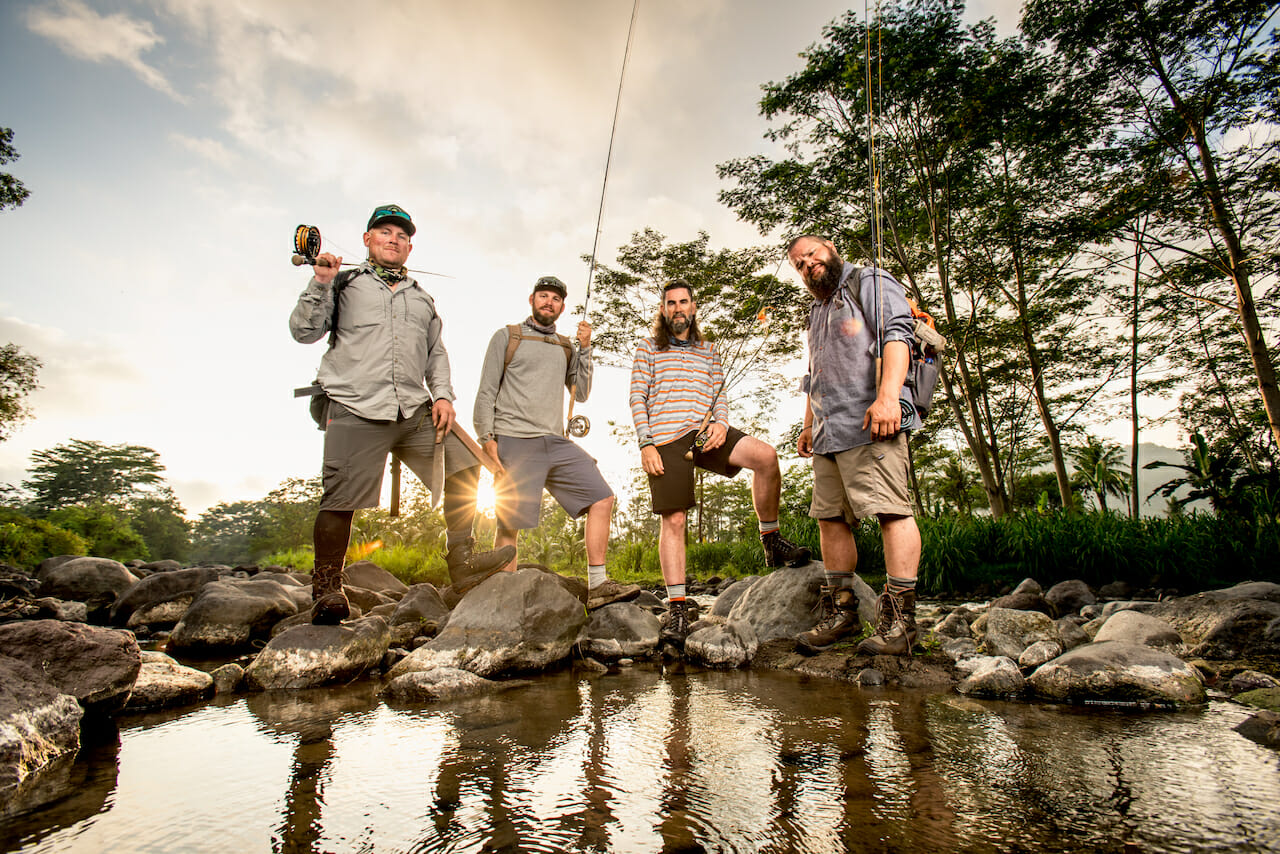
[533,275,567,297]
[366,204,415,236]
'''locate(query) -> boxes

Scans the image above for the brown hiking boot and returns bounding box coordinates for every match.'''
[796,586,860,654]
[660,599,691,645]
[762,531,811,568]
[857,587,917,656]
[311,560,349,625]
[586,579,642,610]
[446,537,516,594]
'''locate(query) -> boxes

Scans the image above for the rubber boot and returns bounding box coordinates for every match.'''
[857,587,917,656]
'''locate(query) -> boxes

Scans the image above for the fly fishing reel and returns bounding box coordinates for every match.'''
[566,414,590,438]
[291,225,324,266]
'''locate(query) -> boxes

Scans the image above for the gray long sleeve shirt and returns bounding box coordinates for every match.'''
[803,263,915,453]
[473,322,592,440]
[289,262,454,420]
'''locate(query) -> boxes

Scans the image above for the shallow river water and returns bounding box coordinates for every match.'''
[3,664,1278,853]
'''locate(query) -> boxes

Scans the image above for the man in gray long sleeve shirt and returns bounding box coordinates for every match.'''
[473,276,639,610]
[787,234,922,657]
[290,204,512,624]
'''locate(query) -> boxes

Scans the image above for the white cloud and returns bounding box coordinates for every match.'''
[26,0,185,101]
[169,132,235,169]
[0,316,143,417]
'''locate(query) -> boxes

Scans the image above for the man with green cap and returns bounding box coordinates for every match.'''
[473,275,640,609]
[290,204,513,624]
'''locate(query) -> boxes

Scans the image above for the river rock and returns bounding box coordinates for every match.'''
[1098,580,1133,600]
[1227,670,1280,694]
[728,562,875,643]
[167,578,300,654]
[1045,579,1096,615]
[123,651,214,711]
[708,576,760,619]
[1011,578,1042,596]
[344,586,395,613]
[941,637,978,662]
[934,611,971,639]
[1149,583,1280,659]
[1099,600,1159,619]
[388,569,587,678]
[685,620,759,668]
[342,560,409,596]
[1234,688,1280,713]
[137,559,182,574]
[1018,640,1063,670]
[581,602,660,658]
[243,616,392,690]
[382,667,512,702]
[110,566,222,629]
[1027,640,1205,705]
[0,657,83,795]
[1056,618,1091,651]
[391,583,451,628]
[1093,610,1182,649]
[36,557,137,620]
[983,607,1058,660]
[210,663,244,694]
[988,590,1056,619]
[0,566,38,600]
[957,656,1025,697]
[1234,709,1280,748]
[0,620,140,714]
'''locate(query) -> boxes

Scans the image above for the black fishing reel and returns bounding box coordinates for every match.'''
[291,224,323,266]
[566,415,590,438]
[683,430,709,461]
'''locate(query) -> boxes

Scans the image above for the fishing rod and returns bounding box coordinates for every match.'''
[290,225,454,278]
[565,0,639,439]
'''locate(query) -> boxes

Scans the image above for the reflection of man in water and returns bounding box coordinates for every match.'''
[788,235,922,656]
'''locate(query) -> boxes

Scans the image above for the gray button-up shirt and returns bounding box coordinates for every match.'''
[802,263,915,454]
[289,263,454,420]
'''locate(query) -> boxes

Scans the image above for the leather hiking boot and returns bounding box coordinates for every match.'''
[762,531,811,568]
[796,586,860,654]
[857,587,917,656]
[446,537,516,594]
[661,600,691,645]
[586,578,642,610]
[311,560,349,625]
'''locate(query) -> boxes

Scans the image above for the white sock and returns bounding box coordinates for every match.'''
[588,564,607,588]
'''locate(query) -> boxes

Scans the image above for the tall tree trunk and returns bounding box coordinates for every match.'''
[1129,226,1142,518]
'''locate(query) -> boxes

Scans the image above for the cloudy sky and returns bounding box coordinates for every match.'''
[3,0,1128,519]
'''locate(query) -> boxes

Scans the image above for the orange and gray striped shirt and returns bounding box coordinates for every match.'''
[629,337,728,448]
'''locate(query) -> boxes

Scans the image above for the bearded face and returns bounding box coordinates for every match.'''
[789,238,844,300]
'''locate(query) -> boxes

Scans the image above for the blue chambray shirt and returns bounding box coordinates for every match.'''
[289,262,454,420]
[802,263,915,454]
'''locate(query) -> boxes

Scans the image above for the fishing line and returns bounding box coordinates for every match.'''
[566,0,640,438]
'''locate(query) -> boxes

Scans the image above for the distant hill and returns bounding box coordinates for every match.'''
[1108,442,1207,517]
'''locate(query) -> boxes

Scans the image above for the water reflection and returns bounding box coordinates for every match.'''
[5,666,1279,853]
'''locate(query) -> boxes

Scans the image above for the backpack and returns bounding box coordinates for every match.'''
[845,269,948,423]
[294,268,362,430]
[501,324,574,384]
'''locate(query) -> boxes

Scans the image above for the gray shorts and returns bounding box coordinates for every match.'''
[492,435,613,530]
[319,401,479,510]
[809,432,914,521]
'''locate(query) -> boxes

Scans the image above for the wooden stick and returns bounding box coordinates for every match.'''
[451,422,506,477]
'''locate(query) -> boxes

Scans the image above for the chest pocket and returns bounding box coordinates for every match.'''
[340,280,388,330]
[401,288,437,336]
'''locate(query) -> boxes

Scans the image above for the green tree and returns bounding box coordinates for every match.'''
[24,439,166,512]
[1145,430,1249,514]
[128,488,192,562]
[1024,0,1280,453]
[0,127,30,211]
[1070,436,1131,514]
[588,228,809,431]
[191,500,267,564]
[46,504,148,562]
[0,343,41,442]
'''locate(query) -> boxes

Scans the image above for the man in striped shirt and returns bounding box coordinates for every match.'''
[630,279,810,643]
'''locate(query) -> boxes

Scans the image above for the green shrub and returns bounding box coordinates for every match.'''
[46,505,148,562]
[0,508,88,568]
[687,541,733,577]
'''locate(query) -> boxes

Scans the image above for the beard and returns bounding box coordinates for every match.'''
[804,260,843,300]
[664,313,691,335]
[532,307,559,327]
